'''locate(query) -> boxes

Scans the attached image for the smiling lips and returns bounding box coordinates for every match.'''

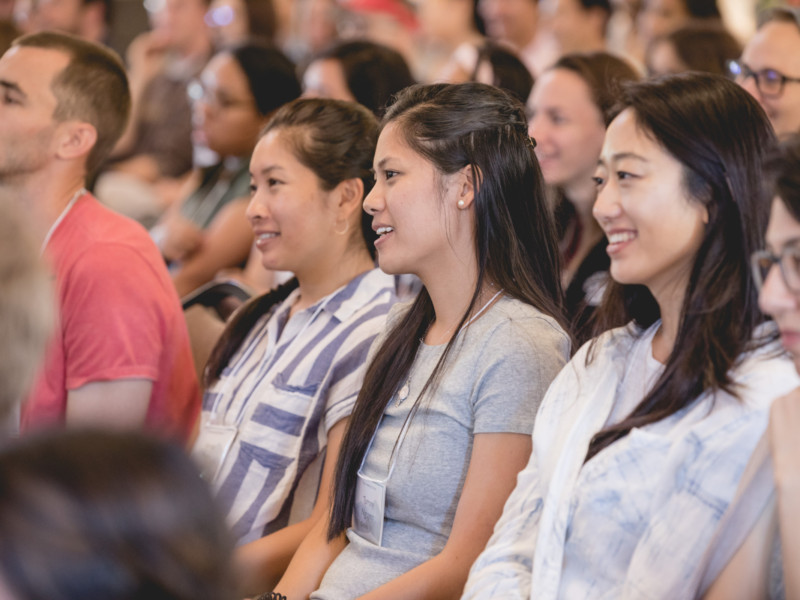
[254,231,279,250]
[373,226,394,247]
[605,230,637,255]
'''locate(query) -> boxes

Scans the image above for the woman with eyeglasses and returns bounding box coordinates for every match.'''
[702,136,800,600]
[462,72,799,599]
[151,43,301,297]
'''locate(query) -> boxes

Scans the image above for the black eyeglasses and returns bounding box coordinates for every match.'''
[751,241,800,293]
[727,60,800,98]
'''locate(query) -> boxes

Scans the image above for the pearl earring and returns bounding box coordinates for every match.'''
[457,200,466,209]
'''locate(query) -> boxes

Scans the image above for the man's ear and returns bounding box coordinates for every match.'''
[55,121,97,162]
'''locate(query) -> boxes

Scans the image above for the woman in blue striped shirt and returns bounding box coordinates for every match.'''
[190,98,398,595]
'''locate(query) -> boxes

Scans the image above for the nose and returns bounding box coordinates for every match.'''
[592,177,621,225]
[362,183,383,216]
[759,263,798,318]
[245,188,267,224]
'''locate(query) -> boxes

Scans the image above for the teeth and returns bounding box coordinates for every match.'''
[376,226,394,236]
[608,232,636,244]
[258,233,278,240]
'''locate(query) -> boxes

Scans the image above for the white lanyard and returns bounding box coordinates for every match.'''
[360,288,505,481]
[40,187,86,255]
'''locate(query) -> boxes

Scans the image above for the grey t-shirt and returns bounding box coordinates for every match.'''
[312,296,570,599]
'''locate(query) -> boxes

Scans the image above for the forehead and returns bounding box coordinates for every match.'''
[602,109,649,155]
[767,196,800,247]
[533,68,594,108]
[0,46,70,101]
[744,21,800,70]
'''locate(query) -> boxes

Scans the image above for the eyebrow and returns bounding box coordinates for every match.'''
[375,157,393,170]
[0,80,25,98]
[255,165,286,176]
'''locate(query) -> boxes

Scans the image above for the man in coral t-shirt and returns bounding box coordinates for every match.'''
[0,32,199,441]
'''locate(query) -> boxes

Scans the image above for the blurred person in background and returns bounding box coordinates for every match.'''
[732,6,800,138]
[646,21,740,76]
[22,0,110,44]
[479,0,558,75]
[528,51,638,343]
[414,0,485,83]
[204,0,277,47]
[152,43,301,298]
[0,429,235,600]
[635,0,722,58]
[546,0,611,56]
[0,200,53,430]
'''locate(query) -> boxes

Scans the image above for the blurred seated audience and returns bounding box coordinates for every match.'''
[439,40,534,104]
[646,21,740,76]
[205,0,277,47]
[22,0,110,44]
[0,429,235,600]
[1,33,200,442]
[302,39,415,116]
[478,0,558,76]
[151,43,301,298]
[731,7,800,139]
[637,0,722,50]
[528,51,639,344]
[95,0,213,223]
[415,0,485,83]
[547,0,612,56]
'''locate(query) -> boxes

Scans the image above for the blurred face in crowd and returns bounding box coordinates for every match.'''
[593,108,707,303]
[646,37,685,76]
[246,128,341,277]
[548,0,604,53]
[205,0,248,47]
[0,45,68,182]
[759,197,800,371]
[529,68,606,201]
[149,0,209,52]
[192,52,264,158]
[738,20,800,138]
[637,0,687,46]
[302,58,355,103]
[478,0,539,48]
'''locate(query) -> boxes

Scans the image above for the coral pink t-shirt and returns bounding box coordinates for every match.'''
[22,193,200,441]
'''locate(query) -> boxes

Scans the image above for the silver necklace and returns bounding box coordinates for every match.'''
[395,288,504,407]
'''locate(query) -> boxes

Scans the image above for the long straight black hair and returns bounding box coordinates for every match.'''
[585,73,777,461]
[328,82,568,539]
[204,98,378,386]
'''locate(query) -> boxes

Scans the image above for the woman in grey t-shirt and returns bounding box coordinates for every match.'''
[268,82,572,600]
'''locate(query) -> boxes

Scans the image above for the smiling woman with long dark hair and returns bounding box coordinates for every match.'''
[463,72,800,599]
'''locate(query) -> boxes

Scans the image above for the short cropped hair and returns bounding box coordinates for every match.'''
[13,32,131,176]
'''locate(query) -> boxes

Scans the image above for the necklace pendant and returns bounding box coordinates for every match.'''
[396,383,410,406]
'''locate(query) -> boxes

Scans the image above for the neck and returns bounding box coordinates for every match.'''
[0,172,86,245]
[651,282,687,363]
[292,244,375,316]
[420,252,498,344]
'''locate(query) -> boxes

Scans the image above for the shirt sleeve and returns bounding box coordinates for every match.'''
[472,315,570,435]
[60,243,167,389]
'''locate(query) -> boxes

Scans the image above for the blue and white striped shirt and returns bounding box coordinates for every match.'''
[198,268,397,544]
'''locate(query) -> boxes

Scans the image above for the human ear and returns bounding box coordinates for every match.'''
[55,121,97,163]
[455,164,478,210]
[335,177,366,220]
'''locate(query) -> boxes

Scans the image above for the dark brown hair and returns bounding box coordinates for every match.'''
[767,134,800,222]
[648,22,741,76]
[13,31,130,176]
[204,98,379,386]
[585,73,777,461]
[328,82,567,539]
[0,429,234,600]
